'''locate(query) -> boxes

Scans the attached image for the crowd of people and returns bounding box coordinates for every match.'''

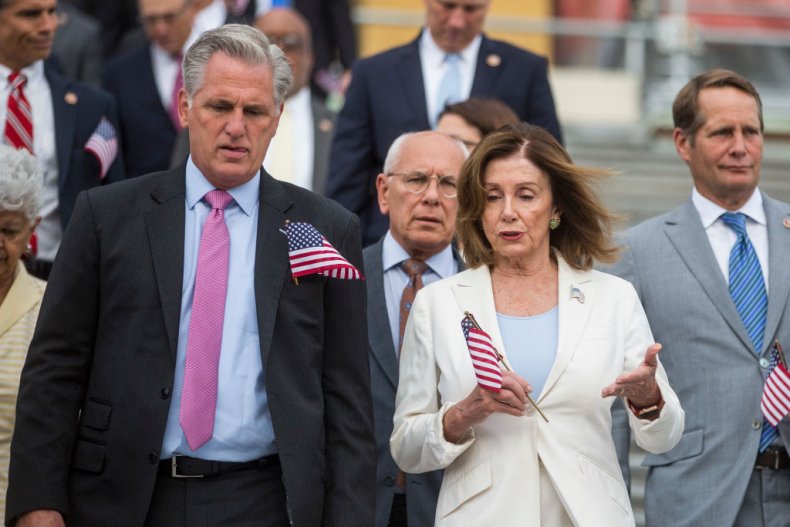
[0,0,787,526]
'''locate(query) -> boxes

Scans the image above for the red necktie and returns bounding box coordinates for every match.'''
[180,189,234,451]
[169,56,184,131]
[4,72,33,153]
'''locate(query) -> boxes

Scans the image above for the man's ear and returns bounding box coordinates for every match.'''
[177,89,190,128]
[376,173,390,216]
[674,128,692,163]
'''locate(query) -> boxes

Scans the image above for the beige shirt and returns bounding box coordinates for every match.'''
[0,265,45,519]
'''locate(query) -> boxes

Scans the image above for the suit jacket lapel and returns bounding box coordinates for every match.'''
[763,194,790,355]
[144,166,187,359]
[664,201,754,351]
[366,240,400,388]
[538,258,596,403]
[470,35,499,97]
[255,170,294,365]
[399,37,431,129]
[45,67,75,191]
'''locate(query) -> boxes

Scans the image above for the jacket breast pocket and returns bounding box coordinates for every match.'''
[642,427,704,467]
[439,457,492,519]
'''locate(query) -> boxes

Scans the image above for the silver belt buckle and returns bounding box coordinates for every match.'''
[171,456,204,478]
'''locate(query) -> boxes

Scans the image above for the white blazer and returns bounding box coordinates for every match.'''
[390,256,684,526]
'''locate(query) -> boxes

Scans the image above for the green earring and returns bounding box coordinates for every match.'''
[549,217,560,230]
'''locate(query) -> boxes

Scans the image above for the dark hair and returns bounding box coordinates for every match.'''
[457,123,619,270]
[439,98,520,137]
[673,69,763,143]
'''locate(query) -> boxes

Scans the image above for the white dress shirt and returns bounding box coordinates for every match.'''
[193,0,227,35]
[419,29,481,128]
[692,187,769,289]
[150,31,199,111]
[0,61,59,260]
[263,87,314,190]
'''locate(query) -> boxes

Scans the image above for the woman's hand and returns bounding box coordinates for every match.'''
[442,371,532,443]
[601,343,662,407]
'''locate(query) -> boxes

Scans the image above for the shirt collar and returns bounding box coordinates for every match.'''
[419,28,482,68]
[382,230,456,279]
[692,186,765,228]
[185,156,260,216]
[0,60,44,86]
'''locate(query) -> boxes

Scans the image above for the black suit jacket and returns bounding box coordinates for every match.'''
[46,65,125,230]
[327,33,562,246]
[364,239,464,527]
[103,44,178,179]
[7,166,375,526]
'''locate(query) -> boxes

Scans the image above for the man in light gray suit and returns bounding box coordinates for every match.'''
[609,69,790,526]
[364,131,466,526]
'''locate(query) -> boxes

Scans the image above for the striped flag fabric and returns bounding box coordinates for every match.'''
[282,221,363,280]
[761,346,790,426]
[461,315,503,392]
[84,116,118,179]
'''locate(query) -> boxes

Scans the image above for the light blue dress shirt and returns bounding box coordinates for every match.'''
[161,157,276,462]
[497,307,558,398]
[382,231,458,354]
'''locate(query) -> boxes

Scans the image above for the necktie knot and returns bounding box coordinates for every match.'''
[204,189,233,211]
[401,258,428,282]
[444,53,461,65]
[8,72,26,91]
[721,211,748,237]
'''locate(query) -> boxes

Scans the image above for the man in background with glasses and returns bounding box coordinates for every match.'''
[365,130,467,527]
[103,0,197,179]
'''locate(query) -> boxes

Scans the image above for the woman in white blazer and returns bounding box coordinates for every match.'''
[390,124,684,526]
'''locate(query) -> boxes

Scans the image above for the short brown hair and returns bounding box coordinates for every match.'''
[439,98,520,137]
[673,69,763,142]
[457,123,618,270]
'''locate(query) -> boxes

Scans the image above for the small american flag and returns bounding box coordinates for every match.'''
[282,221,363,280]
[461,314,503,392]
[84,116,118,179]
[761,345,790,426]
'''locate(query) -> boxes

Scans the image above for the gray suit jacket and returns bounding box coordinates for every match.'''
[607,194,790,526]
[363,239,464,527]
[7,166,375,526]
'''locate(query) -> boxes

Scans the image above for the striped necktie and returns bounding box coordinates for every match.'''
[4,72,33,153]
[720,212,777,450]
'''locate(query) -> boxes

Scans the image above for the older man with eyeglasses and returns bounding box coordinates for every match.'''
[103,0,198,179]
[365,130,467,527]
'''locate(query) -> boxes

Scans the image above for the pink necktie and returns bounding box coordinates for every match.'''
[180,189,234,451]
[169,55,184,131]
[4,72,33,153]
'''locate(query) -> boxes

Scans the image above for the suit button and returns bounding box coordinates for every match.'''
[161,387,171,399]
[148,451,159,464]
[760,358,770,369]
[384,476,394,487]
[752,420,762,430]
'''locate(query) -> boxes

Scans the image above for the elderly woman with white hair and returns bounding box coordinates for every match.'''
[0,145,44,519]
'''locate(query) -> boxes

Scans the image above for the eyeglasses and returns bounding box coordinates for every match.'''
[139,2,190,27]
[387,172,458,198]
[268,34,306,53]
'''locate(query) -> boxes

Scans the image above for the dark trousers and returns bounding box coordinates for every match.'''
[388,493,407,527]
[144,462,289,526]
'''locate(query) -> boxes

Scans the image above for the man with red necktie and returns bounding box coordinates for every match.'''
[0,0,124,281]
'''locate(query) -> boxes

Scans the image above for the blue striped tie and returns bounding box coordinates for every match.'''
[720,212,777,451]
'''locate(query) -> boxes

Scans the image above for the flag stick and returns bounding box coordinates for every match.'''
[775,340,787,369]
[465,311,548,422]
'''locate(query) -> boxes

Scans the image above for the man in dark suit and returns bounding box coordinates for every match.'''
[7,24,374,526]
[103,0,198,179]
[256,7,336,194]
[327,0,562,246]
[365,130,466,527]
[0,0,124,280]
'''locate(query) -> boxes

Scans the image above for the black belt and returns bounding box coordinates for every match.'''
[159,454,279,478]
[755,446,790,470]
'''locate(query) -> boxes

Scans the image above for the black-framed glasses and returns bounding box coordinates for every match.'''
[387,172,458,198]
[139,2,190,27]
[268,34,306,53]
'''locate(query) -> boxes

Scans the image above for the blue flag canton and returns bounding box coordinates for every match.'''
[286,222,323,251]
[461,315,474,340]
[96,117,116,139]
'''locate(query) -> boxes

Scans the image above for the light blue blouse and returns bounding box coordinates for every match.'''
[497,306,558,398]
